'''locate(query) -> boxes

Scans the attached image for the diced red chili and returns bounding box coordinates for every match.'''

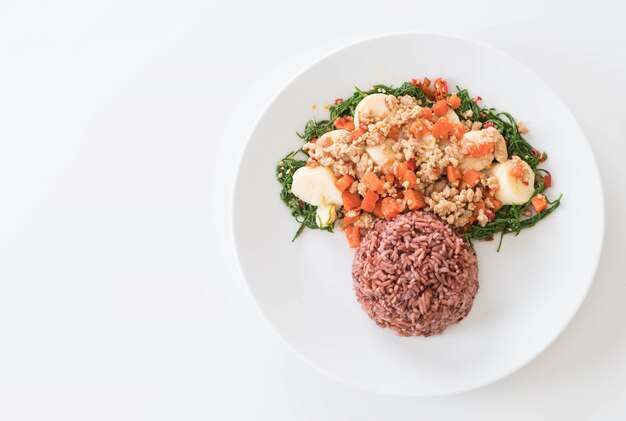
[544,171,552,188]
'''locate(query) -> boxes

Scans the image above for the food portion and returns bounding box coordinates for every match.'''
[277,78,560,248]
[490,157,535,205]
[276,77,562,336]
[290,164,343,207]
[353,211,479,336]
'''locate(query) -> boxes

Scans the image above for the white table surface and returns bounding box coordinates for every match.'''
[1,0,625,419]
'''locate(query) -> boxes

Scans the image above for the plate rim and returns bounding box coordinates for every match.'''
[229,31,606,396]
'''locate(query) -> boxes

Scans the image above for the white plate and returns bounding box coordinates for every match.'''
[231,33,604,396]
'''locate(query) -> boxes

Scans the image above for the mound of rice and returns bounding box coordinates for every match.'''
[352,211,479,336]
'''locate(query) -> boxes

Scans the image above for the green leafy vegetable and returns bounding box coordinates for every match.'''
[297,118,333,142]
[467,193,562,251]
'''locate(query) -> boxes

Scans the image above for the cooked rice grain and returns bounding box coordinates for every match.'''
[352,211,479,337]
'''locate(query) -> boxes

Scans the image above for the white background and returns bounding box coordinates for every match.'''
[0,0,625,420]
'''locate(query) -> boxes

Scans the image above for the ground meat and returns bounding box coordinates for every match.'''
[517,120,529,134]
[307,94,496,229]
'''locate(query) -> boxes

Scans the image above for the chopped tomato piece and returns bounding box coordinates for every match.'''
[381,197,404,221]
[453,124,468,140]
[342,213,360,225]
[362,172,385,193]
[404,189,426,210]
[410,120,430,138]
[432,167,442,176]
[432,100,450,117]
[401,170,417,189]
[531,194,548,213]
[483,121,494,128]
[461,138,494,157]
[491,198,502,211]
[392,161,409,178]
[360,190,379,212]
[474,143,491,157]
[421,107,432,120]
[350,128,366,139]
[385,173,395,184]
[334,98,343,105]
[446,94,461,110]
[446,165,462,182]
[309,137,318,143]
[510,161,525,178]
[372,199,384,218]
[342,191,362,211]
[407,159,416,171]
[409,78,420,86]
[462,168,481,187]
[432,118,452,139]
[334,116,355,131]
[387,126,399,140]
[335,174,355,192]
[543,171,552,188]
[344,225,361,248]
